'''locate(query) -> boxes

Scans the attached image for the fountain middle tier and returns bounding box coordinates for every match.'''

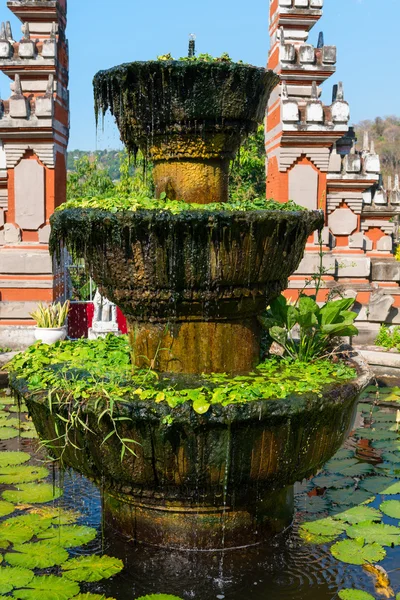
[50,207,323,374]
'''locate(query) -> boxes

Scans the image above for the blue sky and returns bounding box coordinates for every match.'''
[5,0,399,150]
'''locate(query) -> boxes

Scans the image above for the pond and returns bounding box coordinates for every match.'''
[0,383,399,600]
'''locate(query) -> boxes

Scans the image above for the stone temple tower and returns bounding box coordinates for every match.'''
[266,0,400,344]
[0,0,69,346]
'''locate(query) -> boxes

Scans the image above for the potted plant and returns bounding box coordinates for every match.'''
[31,301,70,344]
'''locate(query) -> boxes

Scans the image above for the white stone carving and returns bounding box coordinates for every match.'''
[15,159,45,230]
[4,223,21,244]
[348,232,372,251]
[328,208,357,236]
[376,235,393,252]
[4,143,55,168]
[88,290,120,340]
[279,147,330,172]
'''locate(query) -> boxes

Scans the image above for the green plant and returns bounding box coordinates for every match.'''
[67,156,114,201]
[376,324,400,350]
[260,295,358,361]
[31,301,70,329]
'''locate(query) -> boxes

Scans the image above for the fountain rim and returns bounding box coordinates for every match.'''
[11,350,372,427]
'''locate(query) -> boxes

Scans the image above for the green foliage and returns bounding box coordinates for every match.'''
[135,596,184,600]
[0,500,15,517]
[6,542,69,569]
[331,538,386,565]
[0,466,48,485]
[0,452,30,467]
[375,324,400,350]
[30,301,70,328]
[72,596,116,600]
[67,156,114,201]
[229,126,266,202]
[12,575,80,600]
[0,567,34,594]
[0,521,35,545]
[157,52,233,63]
[332,506,382,525]
[61,555,124,582]
[299,517,346,542]
[380,500,400,519]
[261,294,358,361]
[338,590,375,600]
[359,477,396,494]
[38,525,97,548]
[3,483,63,505]
[0,427,18,440]
[58,194,304,214]
[346,521,400,546]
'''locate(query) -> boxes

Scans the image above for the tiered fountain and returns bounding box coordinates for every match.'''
[23,50,369,550]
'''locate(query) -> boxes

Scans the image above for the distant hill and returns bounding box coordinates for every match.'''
[67,150,125,180]
[354,116,400,183]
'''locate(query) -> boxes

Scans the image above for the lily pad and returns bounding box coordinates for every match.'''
[372,412,397,422]
[0,521,34,545]
[380,500,400,519]
[3,483,63,504]
[0,500,15,517]
[28,507,80,525]
[355,429,399,441]
[0,452,30,468]
[377,481,400,495]
[312,475,354,489]
[0,427,19,440]
[61,554,124,582]
[329,449,356,461]
[381,453,400,464]
[0,567,34,594]
[332,506,382,525]
[135,597,184,600]
[4,514,53,534]
[72,596,116,600]
[325,458,358,473]
[38,525,97,548]
[0,465,49,485]
[6,541,69,569]
[372,440,400,451]
[359,476,393,494]
[331,538,386,565]
[338,591,375,600]
[334,463,375,478]
[298,496,329,514]
[327,489,374,507]
[19,430,38,440]
[12,575,79,600]
[347,521,400,546]
[298,517,346,545]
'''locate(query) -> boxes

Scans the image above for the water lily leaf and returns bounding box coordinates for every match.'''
[0,500,15,517]
[355,429,399,441]
[327,489,374,506]
[325,458,358,473]
[372,440,400,451]
[0,521,34,544]
[299,517,346,538]
[298,495,329,514]
[6,542,69,569]
[19,430,38,440]
[338,590,375,600]
[38,525,97,548]
[329,449,356,460]
[0,427,19,440]
[8,404,28,413]
[0,416,19,428]
[332,506,382,525]
[3,514,53,534]
[12,575,80,600]
[0,466,49,485]
[381,453,400,464]
[331,538,386,565]
[347,521,400,546]
[3,483,63,504]
[312,475,354,489]
[72,595,116,600]
[377,481,400,495]
[372,412,397,423]
[334,463,375,478]
[359,476,393,494]
[28,507,80,525]
[0,452,30,468]
[0,567,34,594]
[135,596,185,600]
[380,500,400,519]
[61,554,123,582]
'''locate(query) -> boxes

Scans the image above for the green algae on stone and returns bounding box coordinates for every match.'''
[3,483,63,505]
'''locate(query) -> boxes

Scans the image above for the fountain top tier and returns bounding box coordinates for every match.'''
[93,60,279,155]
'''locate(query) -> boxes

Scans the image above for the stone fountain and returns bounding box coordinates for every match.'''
[17,55,371,550]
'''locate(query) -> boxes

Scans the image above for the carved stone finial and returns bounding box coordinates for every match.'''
[5,22,13,42]
[332,84,338,103]
[395,174,400,191]
[281,81,288,100]
[46,74,54,96]
[311,81,318,101]
[388,176,392,191]
[336,81,344,101]
[362,131,369,153]
[370,140,375,154]
[21,22,30,41]
[13,74,23,96]
[350,140,356,155]
[279,27,285,45]
[0,23,6,42]
[50,22,57,40]
[317,32,324,48]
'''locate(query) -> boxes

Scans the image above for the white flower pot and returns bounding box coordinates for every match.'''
[34,327,67,345]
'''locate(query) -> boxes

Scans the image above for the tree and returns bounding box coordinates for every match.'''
[229,125,266,201]
[67,155,114,200]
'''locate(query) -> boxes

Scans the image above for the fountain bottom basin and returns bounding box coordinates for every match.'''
[13,352,371,550]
